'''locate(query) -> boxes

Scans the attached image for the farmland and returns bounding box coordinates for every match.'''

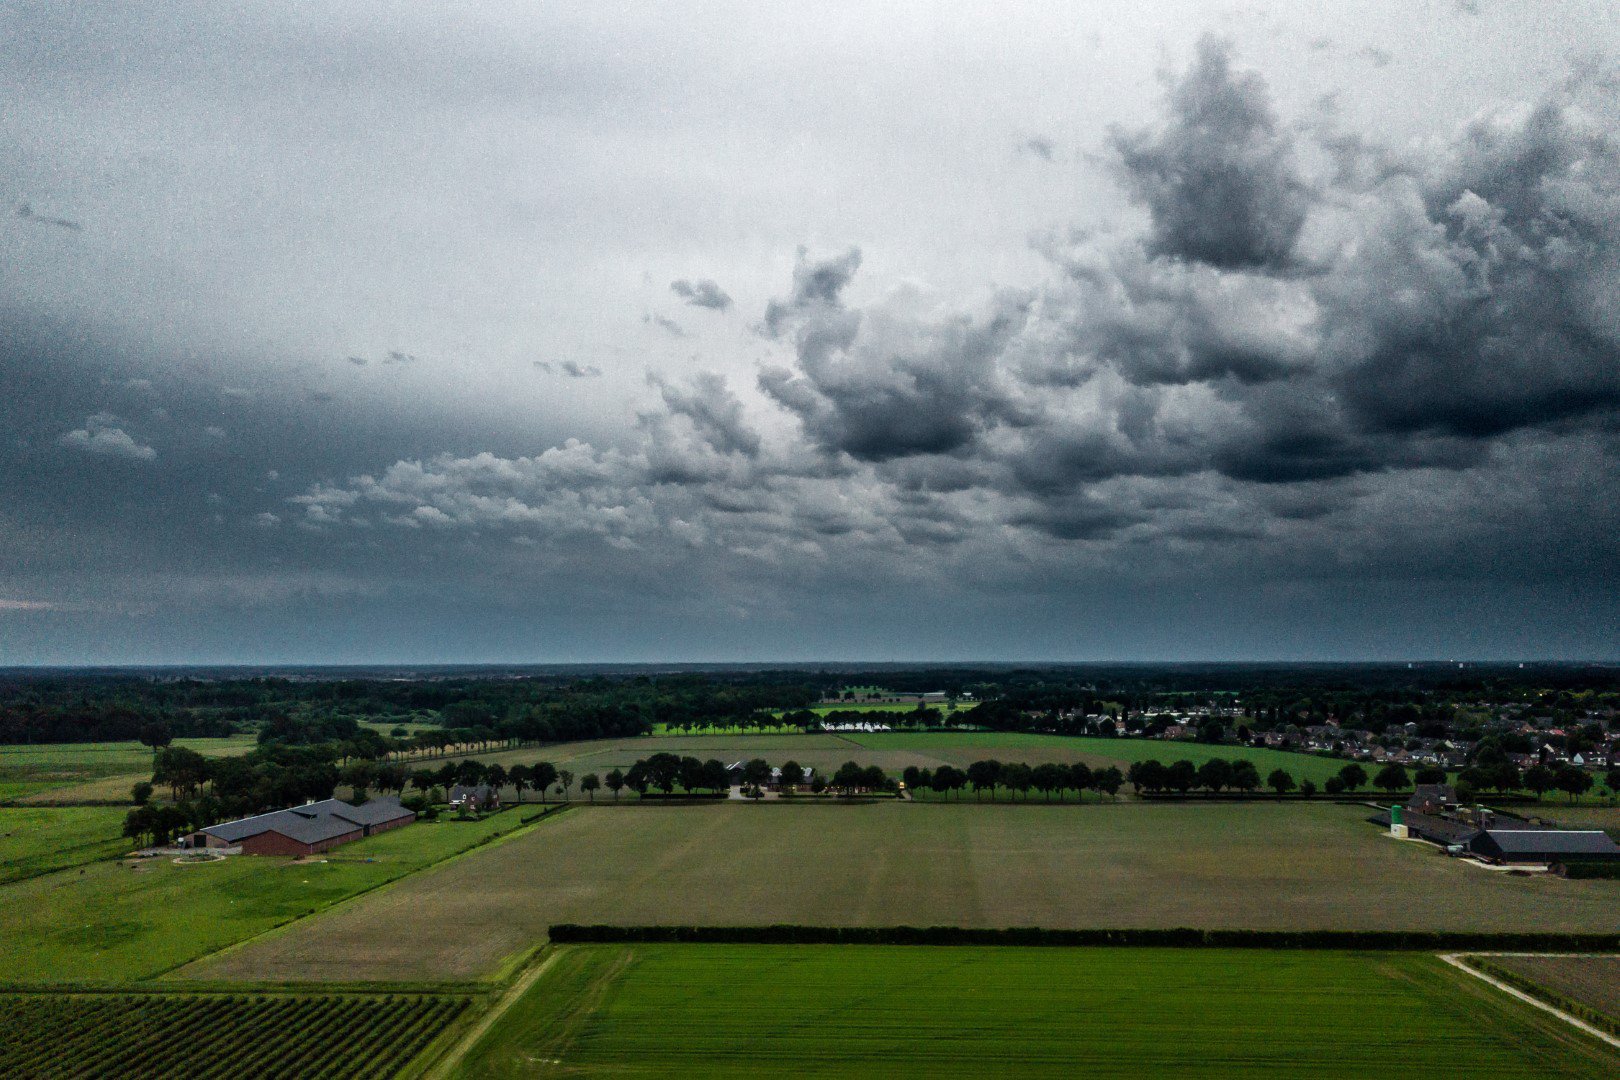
[424,728,1355,798]
[0,809,549,983]
[0,991,470,1079]
[1473,955,1620,1029]
[451,944,1620,1078]
[0,806,132,884]
[0,737,256,804]
[182,801,1620,983]
[848,731,1356,786]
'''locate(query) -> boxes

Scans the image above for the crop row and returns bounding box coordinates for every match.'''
[0,993,469,1079]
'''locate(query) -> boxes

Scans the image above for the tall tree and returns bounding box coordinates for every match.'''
[580,773,600,801]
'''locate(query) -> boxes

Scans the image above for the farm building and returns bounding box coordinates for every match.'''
[185,797,414,856]
[1466,829,1620,866]
[1406,784,1456,815]
[449,784,500,811]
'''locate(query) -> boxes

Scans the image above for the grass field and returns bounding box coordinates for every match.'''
[0,991,470,1079]
[849,731,1357,786]
[0,806,131,884]
[0,809,549,983]
[1476,955,1620,1028]
[0,736,256,803]
[1517,805,1620,839]
[451,944,1620,1078]
[181,802,1620,983]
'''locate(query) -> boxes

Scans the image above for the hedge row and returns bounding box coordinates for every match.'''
[1560,860,1620,880]
[519,804,573,825]
[1467,958,1620,1037]
[547,924,1620,951]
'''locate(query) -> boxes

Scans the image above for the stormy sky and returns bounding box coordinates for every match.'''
[4,1,1620,664]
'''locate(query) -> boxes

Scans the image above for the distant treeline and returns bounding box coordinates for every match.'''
[4,663,1617,746]
[549,924,1620,951]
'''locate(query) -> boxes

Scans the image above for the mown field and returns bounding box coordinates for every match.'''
[181,802,1620,983]
[451,944,1620,1079]
[0,809,550,983]
[1477,955,1620,1028]
[0,806,132,884]
[0,991,470,1079]
[0,736,256,803]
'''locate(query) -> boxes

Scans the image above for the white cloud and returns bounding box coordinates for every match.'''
[58,413,157,461]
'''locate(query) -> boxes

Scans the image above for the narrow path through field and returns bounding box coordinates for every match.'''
[1439,953,1620,1051]
[424,949,561,1079]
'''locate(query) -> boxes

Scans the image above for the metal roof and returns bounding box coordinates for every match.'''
[1481,829,1620,855]
[201,796,410,845]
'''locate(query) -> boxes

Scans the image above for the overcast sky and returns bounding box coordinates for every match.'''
[3,1,1620,664]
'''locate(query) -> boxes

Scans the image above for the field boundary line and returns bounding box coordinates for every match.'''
[153,807,575,982]
[421,948,562,1079]
[1440,953,1620,1050]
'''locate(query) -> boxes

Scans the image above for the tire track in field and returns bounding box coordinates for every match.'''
[425,948,563,1078]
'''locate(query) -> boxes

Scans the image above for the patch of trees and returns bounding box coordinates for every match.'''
[900,761,1123,801]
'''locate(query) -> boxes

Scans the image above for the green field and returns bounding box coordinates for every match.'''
[0,991,471,1079]
[0,737,256,803]
[452,945,1619,1078]
[0,809,550,983]
[0,806,132,884]
[181,802,1620,983]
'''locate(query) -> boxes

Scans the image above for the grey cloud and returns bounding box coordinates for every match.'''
[16,202,81,231]
[1112,36,1308,270]
[760,248,1032,461]
[670,278,733,311]
[645,313,688,338]
[650,372,760,457]
[383,351,418,365]
[58,413,156,461]
[560,361,602,378]
[1021,136,1055,161]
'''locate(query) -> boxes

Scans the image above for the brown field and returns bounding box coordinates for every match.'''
[178,801,1620,984]
[1481,955,1620,1025]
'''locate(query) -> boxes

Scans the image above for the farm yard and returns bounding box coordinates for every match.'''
[451,944,1620,1079]
[180,802,1620,984]
[0,991,471,1079]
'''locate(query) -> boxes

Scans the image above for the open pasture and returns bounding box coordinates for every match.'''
[0,810,542,983]
[0,991,469,1079]
[0,737,256,803]
[0,806,131,884]
[181,802,1620,983]
[451,944,1619,1079]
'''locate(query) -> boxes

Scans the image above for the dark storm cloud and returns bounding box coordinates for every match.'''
[7,12,1620,663]
[1112,36,1309,270]
[670,279,733,311]
[759,247,1033,461]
